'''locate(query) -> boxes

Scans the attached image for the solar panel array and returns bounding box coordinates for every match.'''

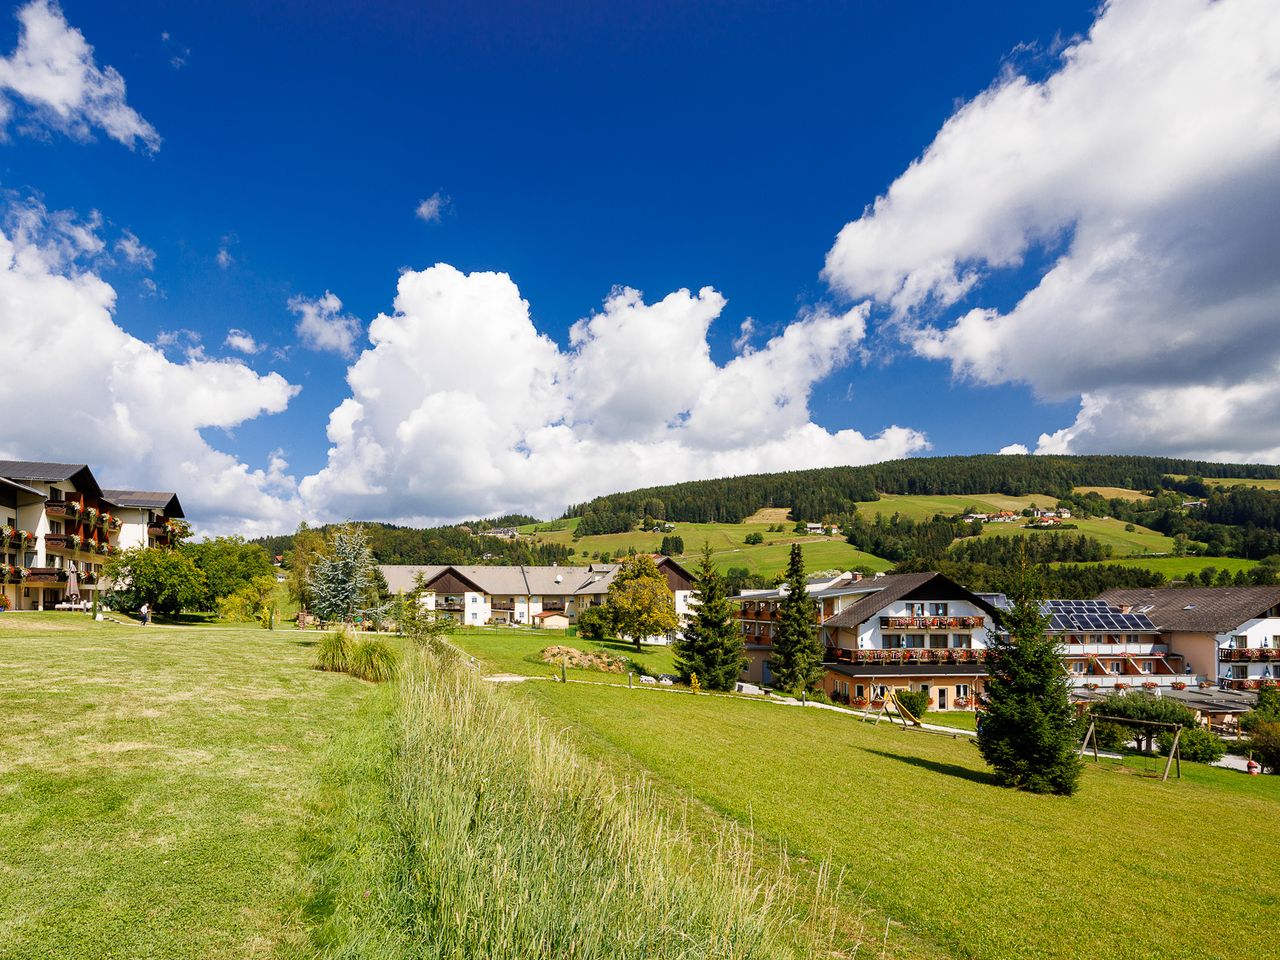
[1042,599,1157,633]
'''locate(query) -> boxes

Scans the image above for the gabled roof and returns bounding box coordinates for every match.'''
[823,572,1004,629]
[0,475,46,504]
[100,489,185,517]
[1096,586,1280,634]
[0,460,102,498]
[378,565,448,594]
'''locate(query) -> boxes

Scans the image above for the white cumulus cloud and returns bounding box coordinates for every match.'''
[224,329,262,354]
[114,229,154,270]
[0,203,301,535]
[823,0,1280,461]
[289,290,363,358]
[0,0,160,151]
[299,263,927,524]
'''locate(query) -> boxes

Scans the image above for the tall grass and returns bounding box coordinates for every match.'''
[315,628,353,673]
[349,636,399,682]
[297,648,828,958]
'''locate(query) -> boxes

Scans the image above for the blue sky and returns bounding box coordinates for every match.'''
[2,0,1277,533]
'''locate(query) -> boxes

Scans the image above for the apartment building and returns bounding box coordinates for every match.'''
[1044,599,1178,690]
[1098,585,1280,692]
[378,556,695,633]
[0,460,183,611]
[101,490,186,550]
[734,571,1002,710]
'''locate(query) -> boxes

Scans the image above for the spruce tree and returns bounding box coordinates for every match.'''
[674,545,746,691]
[977,565,1082,796]
[771,544,824,693]
[307,524,379,624]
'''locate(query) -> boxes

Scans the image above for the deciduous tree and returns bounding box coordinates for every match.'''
[105,547,206,615]
[606,554,678,651]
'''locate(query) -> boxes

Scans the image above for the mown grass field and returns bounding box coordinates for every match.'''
[706,539,892,577]
[449,626,679,681]
[0,613,376,958]
[517,680,1280,960]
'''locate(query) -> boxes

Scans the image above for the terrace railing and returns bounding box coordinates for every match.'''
[825,647,988,665]
[1220,648,1280,662]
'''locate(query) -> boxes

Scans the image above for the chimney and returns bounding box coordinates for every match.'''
[850,571,863,582]
[1119,604,1132,614]
[873,571,886,579]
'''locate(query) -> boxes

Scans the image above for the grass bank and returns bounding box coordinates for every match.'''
[0,612,374,958]
[518,680,1280,960]
[450,626,680,682]
[292,647,833,958]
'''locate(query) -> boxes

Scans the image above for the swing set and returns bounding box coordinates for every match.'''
[1079,714,1183,782]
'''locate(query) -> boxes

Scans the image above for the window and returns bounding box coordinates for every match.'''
[470,595,477,603]
[905,634,925,648]
[49,487,62,502]
[855,684,865,699]
[951,634,972,648]
[51,521,62,534]
[1141,661,1152,674]
[1232,635,1248,649]
[929,603,949,616]
[883,634,901,648]
[907,602,925,616]
[1071,661,1085,673]
[957,684,970,698]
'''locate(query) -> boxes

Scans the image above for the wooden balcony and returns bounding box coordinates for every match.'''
[24,566,67,584]
[825,647,988,665]
[1225,678,1279,691]
[44,502,83,521]
[1220,648,1280,662]
[880,616,985,630]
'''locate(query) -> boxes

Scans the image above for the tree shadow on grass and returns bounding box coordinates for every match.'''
[862,748,1002,787]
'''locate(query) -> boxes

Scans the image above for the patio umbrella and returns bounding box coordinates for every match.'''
[66,565,79,603]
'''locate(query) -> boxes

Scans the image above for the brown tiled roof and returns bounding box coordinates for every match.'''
[1096,586,1280,633]
[100,489,185,517]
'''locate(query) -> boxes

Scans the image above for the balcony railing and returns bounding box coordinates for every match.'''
[24,566,67,583]
[880,616,985,630]
[44,502,83,521]
[826,647,988,665]
[435,601,464,612]
[491,602,516,611]
[1062,642,1169,655]
[1220,648,1280,662]
[1225,678,1279,691]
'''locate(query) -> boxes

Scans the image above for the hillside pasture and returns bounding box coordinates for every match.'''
[1168,475,1280,491]
[707,539,893,577]
[855,492,1059,522]
[1073,485,1153,501]
[974,515,1175,555]
[743,506,792,524]
[519,680,1280,960]
[1062,555,1259,579]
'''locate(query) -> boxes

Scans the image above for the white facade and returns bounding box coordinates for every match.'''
[1216,616,1280,688]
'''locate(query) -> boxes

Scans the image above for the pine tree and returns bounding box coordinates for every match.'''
[674,544,746,691]
[977,564,1082,795]
[307,525,379,624]
[771,544,823,693]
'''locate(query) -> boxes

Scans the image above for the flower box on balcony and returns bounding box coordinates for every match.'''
[1170,681,1187,690]
[1114,682,1130,690]
[1142,681,1158,689]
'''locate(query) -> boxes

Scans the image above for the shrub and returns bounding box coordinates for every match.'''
[1247,721,1280,773]
[1092,721,1131,752]
[316,628,353,673]
[895,689,930,719]
[349,636,399,682]
[743,532,764,545]
[1240,687,1280,734]
[575,604,614,642]
[689,672,702,694]
[1157,726,1226,763]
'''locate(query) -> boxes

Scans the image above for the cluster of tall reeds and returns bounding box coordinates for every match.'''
[305,646,826,958]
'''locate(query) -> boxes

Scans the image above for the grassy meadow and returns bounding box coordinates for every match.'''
[517,679,1280,960]
[449,626,679,681]
[1072,485,1153,501]
[1065,555,1259,579]
[972,514,1175,555]
[0,612,377,958]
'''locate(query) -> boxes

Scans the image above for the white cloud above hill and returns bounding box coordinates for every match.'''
[824,0,1280,461]
[299,264,927,524]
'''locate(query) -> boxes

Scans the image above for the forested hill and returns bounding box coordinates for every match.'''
[565,454,1280,527]
[253,519,570,566]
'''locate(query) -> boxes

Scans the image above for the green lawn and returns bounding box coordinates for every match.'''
[1170,475,1280,491]
[1073,485,1153,501]
[921,709,978,731]
[0,612,377,958]
[449,626,679,682]
[515,681,1280,960]
[974,514,1175,555]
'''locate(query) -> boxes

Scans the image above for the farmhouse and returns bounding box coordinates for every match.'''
[379,555,695,631]
[1,460,183,611]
